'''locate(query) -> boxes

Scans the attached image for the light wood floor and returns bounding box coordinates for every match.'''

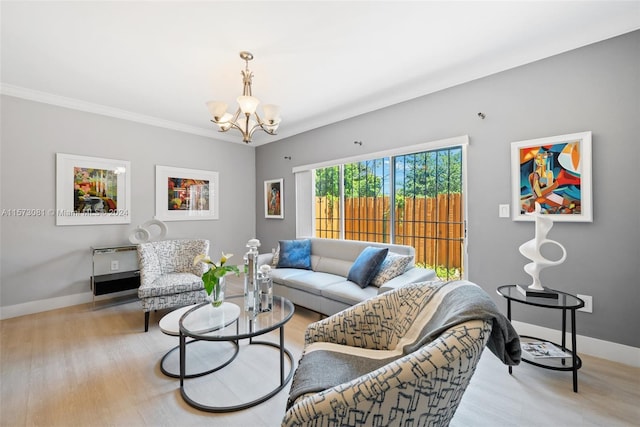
[1,277,639,426]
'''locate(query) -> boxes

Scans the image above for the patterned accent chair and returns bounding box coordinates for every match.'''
[137,239,209,332]
[283,281,502,427]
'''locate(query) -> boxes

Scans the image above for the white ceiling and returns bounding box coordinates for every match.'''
[2,1,639,146]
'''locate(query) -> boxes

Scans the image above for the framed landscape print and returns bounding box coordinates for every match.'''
[56,153,131,226]
[264,178,284,219]
[155,165,219,221]
[511,131,592,222]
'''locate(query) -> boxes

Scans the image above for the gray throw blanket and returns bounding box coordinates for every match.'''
[286,281,520,409]
[402,281,521,365]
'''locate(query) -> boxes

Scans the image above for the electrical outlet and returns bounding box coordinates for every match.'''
[577,294,593,313]
[111,260,119,271]
[499,204,510,218]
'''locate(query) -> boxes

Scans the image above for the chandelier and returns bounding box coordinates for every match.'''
[206,51,281,143]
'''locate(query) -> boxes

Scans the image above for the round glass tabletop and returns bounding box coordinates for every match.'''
[179,295,295,340]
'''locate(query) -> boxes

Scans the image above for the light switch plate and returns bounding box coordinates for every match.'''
[499,204,510,218]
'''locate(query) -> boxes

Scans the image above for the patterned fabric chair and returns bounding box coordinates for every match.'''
[137,239,209,332]
[282,280,520,427]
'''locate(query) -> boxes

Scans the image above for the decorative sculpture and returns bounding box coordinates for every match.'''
[243,239,261,314]
[518,202,567,293]
[128,219,168,244]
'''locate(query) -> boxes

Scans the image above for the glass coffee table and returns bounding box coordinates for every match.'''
[159,302,241,378]
[178,295,295,412]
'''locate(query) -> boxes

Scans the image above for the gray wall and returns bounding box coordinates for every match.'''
[0,96,256,307]
[255,31,640,348]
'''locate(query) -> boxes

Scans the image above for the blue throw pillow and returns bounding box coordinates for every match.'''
[347,247,389,288]
[277,239,312,270]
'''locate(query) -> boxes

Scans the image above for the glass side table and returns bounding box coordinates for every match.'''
[497,285,585,392]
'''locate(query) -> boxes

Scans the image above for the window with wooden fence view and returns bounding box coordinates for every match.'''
[315,146,464,280]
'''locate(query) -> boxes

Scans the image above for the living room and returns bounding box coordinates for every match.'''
[1,2,639,425]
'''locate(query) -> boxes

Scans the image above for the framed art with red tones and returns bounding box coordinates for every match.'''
[511,131,592,222]
[155,165,219,221]
[56,153,131,225]
[265,178,284,219]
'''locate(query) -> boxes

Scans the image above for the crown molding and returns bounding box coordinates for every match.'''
[1,83,222,140]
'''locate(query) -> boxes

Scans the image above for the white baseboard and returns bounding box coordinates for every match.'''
[0,290,137,320]
[511,320,640,368]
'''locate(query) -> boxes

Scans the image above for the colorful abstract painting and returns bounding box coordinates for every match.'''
[511,131,592,222]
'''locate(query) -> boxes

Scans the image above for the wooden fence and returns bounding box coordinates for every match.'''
[315,194,464,271]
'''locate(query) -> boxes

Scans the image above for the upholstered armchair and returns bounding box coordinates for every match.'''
[137,239,209,332]
[282,280,520,427]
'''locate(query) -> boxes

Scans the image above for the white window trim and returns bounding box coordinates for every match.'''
[293,134,470,277]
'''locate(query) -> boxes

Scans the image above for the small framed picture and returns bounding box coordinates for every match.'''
[56,153,131,226]
[511,131,592,222]
[155,165,219,221]
[264,178,284,219]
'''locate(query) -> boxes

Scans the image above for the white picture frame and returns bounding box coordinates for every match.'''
[155,165,219,221]
[56,153,131,226]
[511,131,592,222]
[264,178,284,219]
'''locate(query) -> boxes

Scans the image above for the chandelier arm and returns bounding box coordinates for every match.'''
[222,109,242,133]
[247,113,270,136]
[255,123,277,136]
[230,108,242,126]
[253,112,265,126]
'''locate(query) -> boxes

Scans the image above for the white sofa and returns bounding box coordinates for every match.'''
[258,237,436,316]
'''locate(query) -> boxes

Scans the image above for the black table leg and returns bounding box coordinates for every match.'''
[280,326,285,385]
[571,308,578,392]
[179,331,185,387]
[507,299,513,375]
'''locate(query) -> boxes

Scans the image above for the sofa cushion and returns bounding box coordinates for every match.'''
[308,238,416,268]
[284,272,346,296]
[270,267,312,282]
[314,257,354,277]
[347,247,389,288]
[138,272,203,298]
[370,253,414,287]
[278,239,312,270]
[321,281,379,306]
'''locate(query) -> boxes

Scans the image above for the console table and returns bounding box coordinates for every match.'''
[497,285,584,392]
[91,245,140,296]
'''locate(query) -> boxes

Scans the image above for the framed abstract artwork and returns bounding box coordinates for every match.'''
[56,153,131,226]
[264,178,284,219]
[155,165,219,221]
[511,131,592,222]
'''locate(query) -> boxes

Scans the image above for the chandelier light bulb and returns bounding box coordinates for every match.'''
[263,104,281,122]
[206,101,228,121]
[237,95,260,115]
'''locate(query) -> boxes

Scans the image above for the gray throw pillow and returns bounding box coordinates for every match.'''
[370,253,413,287]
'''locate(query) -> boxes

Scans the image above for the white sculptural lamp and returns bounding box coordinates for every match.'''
[518,202,567,298]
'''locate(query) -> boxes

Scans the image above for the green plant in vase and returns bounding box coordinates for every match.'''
[193,252,240,307]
